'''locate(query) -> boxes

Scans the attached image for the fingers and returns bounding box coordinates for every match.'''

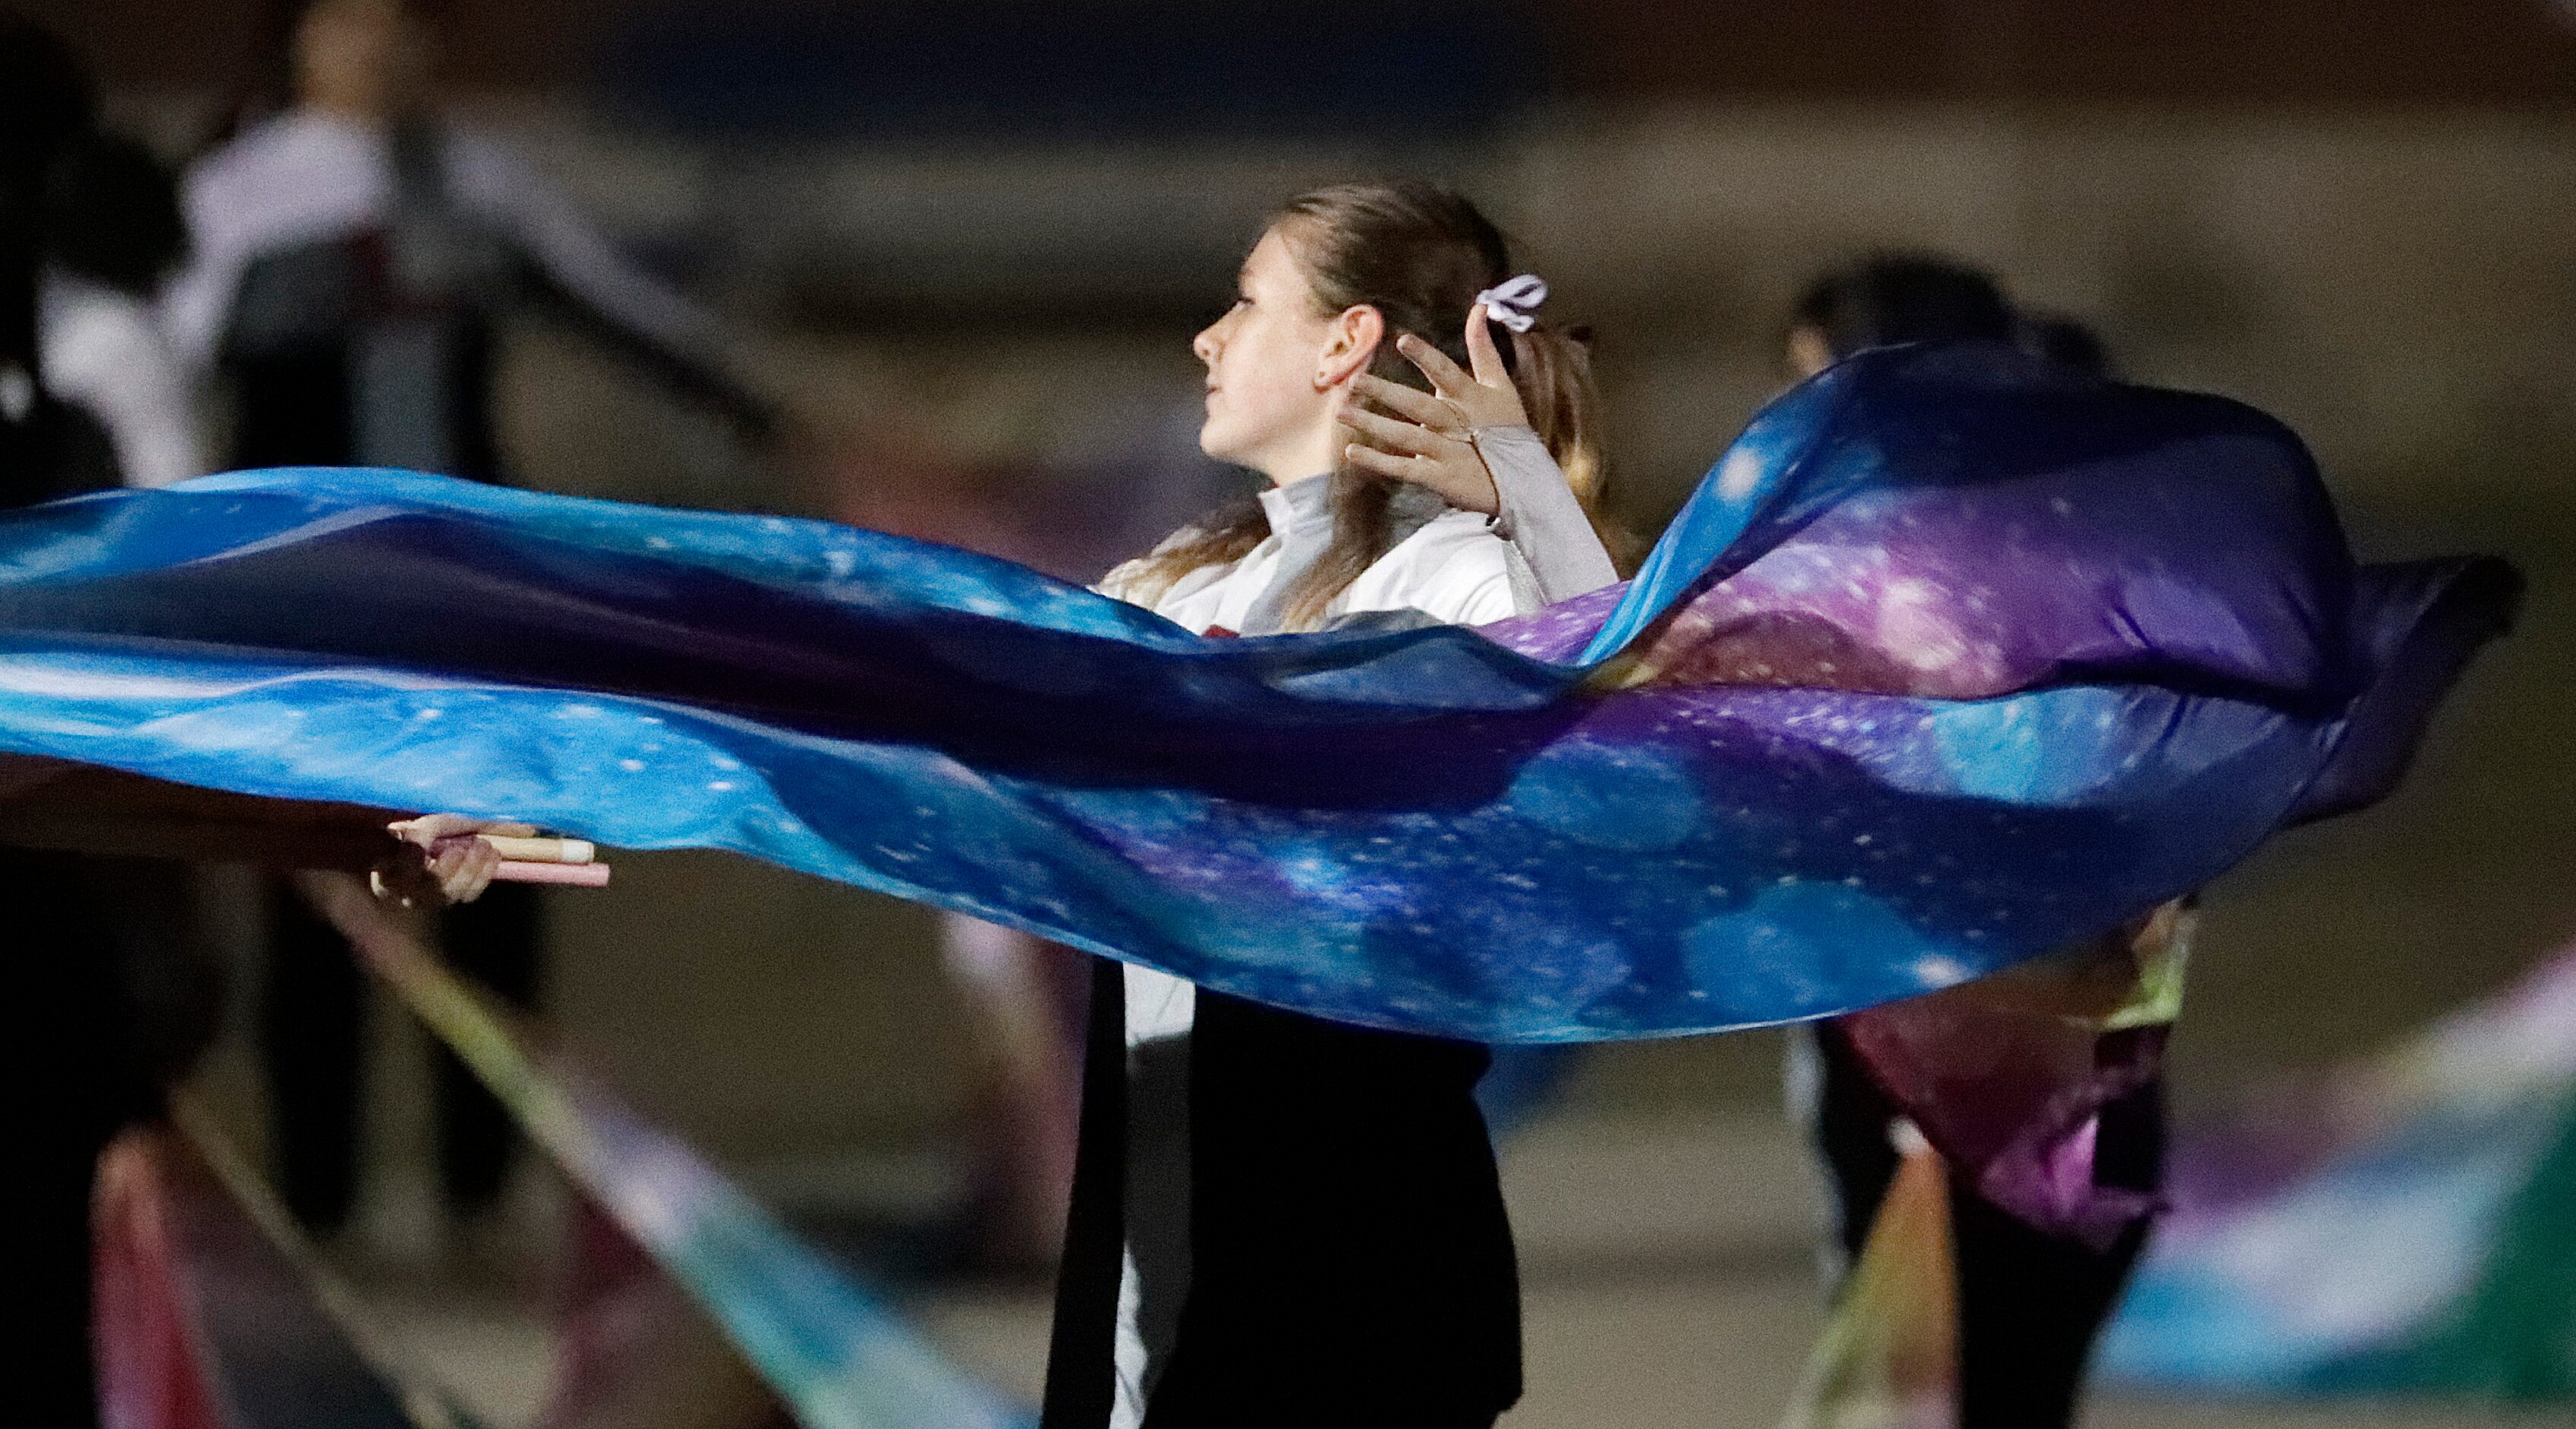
[385,814,534,907]
[1347,372,1455,428]
[1395,332,1474,399]
[427,836,501,905]
[1336,403,1450,458]
[389,814,541,847]
[1464,303,1510,388]
[390,814,466,847]
[1340,443,1496,514]
[1340,442,1439,486]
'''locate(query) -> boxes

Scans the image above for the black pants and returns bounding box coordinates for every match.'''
[262,877,542,1232]
[1044,960,1520,1429]
[4,853,215,1429]
[1809,1023,2162,1429]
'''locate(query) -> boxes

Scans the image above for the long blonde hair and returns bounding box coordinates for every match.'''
[1116,181,1617,629]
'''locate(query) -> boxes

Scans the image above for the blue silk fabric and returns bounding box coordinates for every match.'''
[0,344,2514,1041]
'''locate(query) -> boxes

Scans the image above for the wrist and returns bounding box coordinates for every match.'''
[1470,428,1539,528]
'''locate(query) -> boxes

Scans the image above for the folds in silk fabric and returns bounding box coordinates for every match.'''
[0,342,2515,1042]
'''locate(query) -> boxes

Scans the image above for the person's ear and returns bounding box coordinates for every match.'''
[1315,305,1387,390]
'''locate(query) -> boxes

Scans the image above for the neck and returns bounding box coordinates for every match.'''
[1255,392,1347,488]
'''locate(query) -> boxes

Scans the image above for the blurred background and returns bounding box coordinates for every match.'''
[19,2,2576,1425]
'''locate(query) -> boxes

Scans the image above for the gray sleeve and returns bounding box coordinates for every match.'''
[1471,425,1619,604]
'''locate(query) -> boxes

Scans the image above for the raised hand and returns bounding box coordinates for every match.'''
[1334,302,1534,517]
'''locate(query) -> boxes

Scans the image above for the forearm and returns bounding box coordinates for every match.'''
[1473,426,1619,603]
[533,270,769,429]
[466,136,775,439]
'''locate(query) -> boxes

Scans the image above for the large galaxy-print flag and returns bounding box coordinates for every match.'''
[0,343,2515,1041]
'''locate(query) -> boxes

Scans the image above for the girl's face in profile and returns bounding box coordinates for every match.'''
[1192,225,1346,482]
[297,0,431,119]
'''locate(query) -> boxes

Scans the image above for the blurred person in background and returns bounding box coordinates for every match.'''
[0,12,119,504]
[1783,252,2017,383]
[40,129,205,487]
[170,0,774,473]
[1786,254,2116,385]
[1780,253,2171,1429]
[1042,180,1617,1429]
[2,24,117,1421]
[2020,310,2116,377]
[0,18,222,1427]
[167,0,779,1250]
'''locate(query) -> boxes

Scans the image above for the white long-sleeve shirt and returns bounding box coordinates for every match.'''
[164,109,727,378]
[40,274,206,489]
[1092,441,1613,1427]
[1118,473,1516,635]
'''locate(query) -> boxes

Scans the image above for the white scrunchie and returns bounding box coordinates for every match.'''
[1474,274,1549,333]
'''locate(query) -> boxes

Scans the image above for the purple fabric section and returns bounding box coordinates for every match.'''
[0,342,2517,1045]
[1837,925,2176,1246]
